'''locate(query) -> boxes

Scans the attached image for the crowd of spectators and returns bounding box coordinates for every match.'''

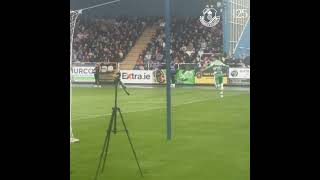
[72,16,152,63]
[135,17,224,70]
[225,55,250,68]
[71,15,249,68]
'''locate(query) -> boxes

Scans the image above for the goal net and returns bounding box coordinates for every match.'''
[70,10,81,143]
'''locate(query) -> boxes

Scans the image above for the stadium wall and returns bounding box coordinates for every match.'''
[233,19,250,59]
[222,0,250,57]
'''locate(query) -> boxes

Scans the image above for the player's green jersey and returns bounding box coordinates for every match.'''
[213,66,223,77]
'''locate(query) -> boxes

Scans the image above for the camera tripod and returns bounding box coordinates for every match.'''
[94,74,143,180]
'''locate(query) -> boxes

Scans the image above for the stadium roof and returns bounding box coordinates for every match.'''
[70,0,220,17]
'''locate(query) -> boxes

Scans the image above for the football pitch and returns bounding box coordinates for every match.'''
[70,86,250,180]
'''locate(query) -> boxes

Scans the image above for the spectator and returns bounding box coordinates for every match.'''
[142,17,223,67]
[155,52,164,62]
[73,16,228,70]
[73,16,146,63]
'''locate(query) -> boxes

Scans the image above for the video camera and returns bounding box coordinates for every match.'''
[115,72,121,80]
[114,72,129,96]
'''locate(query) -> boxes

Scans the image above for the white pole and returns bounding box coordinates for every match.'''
[70,12,81,141]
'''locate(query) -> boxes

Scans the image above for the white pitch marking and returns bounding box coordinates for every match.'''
[72,92,247,122]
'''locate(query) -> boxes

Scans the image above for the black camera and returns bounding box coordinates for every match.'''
[115,72,121,81]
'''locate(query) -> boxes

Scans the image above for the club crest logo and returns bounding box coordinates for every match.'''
[200,5,220,27]
[231,70,238,77]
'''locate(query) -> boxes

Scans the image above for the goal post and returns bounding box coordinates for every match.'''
[70,0,121,144]
[70,10,81,144]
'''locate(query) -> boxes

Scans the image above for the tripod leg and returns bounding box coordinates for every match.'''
[94,109,115,180]
[113,107,117,134]
[100,108,116,174]
[117,108,144,177]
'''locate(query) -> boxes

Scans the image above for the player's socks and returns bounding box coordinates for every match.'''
[220,91,223,98]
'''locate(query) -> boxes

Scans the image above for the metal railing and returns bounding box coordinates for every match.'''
[73,61,249,70]
[133,63,198,70]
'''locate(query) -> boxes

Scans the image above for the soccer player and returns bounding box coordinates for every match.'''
[170,62,176,88]
[93,63,100,87]
[213,65,224,98]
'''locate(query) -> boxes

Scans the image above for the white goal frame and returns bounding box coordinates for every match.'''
[70,0,120,144]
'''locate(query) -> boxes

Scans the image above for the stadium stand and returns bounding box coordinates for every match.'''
[72,15,249,68]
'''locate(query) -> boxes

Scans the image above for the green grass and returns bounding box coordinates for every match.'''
[71,86,250,180]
